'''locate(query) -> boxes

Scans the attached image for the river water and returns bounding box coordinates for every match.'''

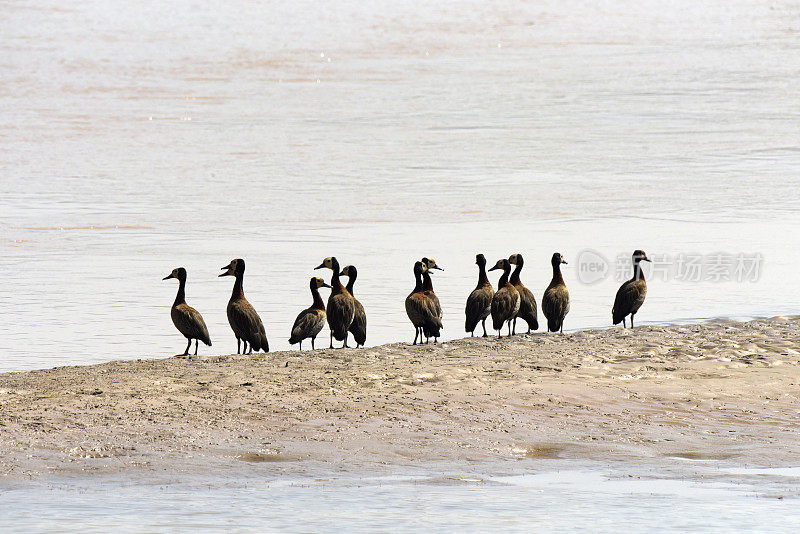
[2,1,800,528]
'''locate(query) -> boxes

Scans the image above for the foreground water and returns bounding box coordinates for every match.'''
[1,461,799,532]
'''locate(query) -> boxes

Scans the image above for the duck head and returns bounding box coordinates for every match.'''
[508,253,523,266]
[551,252,567,267]
[475,253,486,267]
[488,258,510,272]
[314,257,339,271]
[219,258,245,277]
[632,250,651,263]
[163,267,187,282]
[312,276,331,289]
[421,257,443,272]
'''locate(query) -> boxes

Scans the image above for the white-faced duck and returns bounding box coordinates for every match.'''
[542,252,570,333]
[406,261,442,345]
[420,258,444,343]
[163,267,212,356]
[612,249,651,328]
[465,253,494,337]
[219,258,269,354]
[340,265,367,348]
[488,258,520,338]
[289,277,331,350]
[314,256,356,348]
[508,253,538,334]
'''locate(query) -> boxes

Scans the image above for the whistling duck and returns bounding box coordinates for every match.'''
[340,265,367,348]
[508,253,538,334]
[314,256,355,348]
[163,267,212,356]
[542,252,570,333]
[465,254,494,337]
[406,261,442,344]
[488,258,520,338]
[220,258,269,354]
[289,277,330,350]
[421,257,443,343]
[612,249,651,328]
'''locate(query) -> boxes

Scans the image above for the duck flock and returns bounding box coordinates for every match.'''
[163,250,651,356]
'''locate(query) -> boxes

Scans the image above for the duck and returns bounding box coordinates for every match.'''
[289,277,330,350]
[612,250,651,328]
[542,252,570,333]
[420,257,443,342]
[340,265,367,348]
[314,256,355,348]
[405,261,442,344]
[465,253,494,337]
[488,258,520,338]
[163,267,212,356]
[508,253,538,334]
[219,258,269,354]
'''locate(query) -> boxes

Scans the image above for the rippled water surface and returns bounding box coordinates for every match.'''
[2,463,799,532]
[2,1,800,369]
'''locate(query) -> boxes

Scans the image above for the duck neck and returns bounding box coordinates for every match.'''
[633,261,646,282]
[174,277,186,306]
[311,284,325,310]
[510,261,523,285]
[477,263,490,288]
[331,261,345,294]
[345,272,356,295]
[414,270,424,293]
[499,267,511,288]
[422,271,433,292]
[231,273,244,300]
[551,263,564,286]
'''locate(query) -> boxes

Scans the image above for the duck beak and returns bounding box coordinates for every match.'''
[321,282,332,288]
[643,257,651,262]
[219,265,232,277]
[431,266,443,271]
[162,273,174,280]
[314,263,325,270]
[561,259,568,264]
[488,265,499,271]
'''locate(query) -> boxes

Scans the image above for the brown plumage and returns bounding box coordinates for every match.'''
[220,258,269,354]
[465,253,494,337]
[289,277,330,350]
[542,252,570,333]
[163,267,211,356]
[509,253,538,334]
[341,265,367,347]
[420,257,443,342]
[406,261,442,345]
[488,258,520,338]
[613,249,651,328]
[315,256,355,348]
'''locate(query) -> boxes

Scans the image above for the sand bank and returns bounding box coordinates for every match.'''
[2,317,800,479]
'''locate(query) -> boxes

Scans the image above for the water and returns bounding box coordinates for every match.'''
[1,462,799,532]
[3,0,800,527]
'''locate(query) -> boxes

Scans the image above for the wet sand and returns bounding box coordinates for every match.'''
[2,316,800,480]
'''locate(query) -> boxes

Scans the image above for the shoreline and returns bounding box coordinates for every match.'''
[2,316,800,480]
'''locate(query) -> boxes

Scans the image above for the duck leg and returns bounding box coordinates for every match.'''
[237,337,241,355]
[623,317,627,328]
[630,314,635,328]
[342,333,349,349]
[311,337,315,350]
[194,339,199,355]
[299,340,303,351]
[482,319,488,337]
[330,332,334,349]
[413,327,419,345]
[243,340,249,354]
[181,338,191,356]
[513,318,517,335]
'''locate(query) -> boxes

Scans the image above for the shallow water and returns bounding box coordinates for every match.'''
[3,0,800,370]
[1,462,799,532]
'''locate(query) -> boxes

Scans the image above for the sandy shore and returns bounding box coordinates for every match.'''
[2,316,800,480]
